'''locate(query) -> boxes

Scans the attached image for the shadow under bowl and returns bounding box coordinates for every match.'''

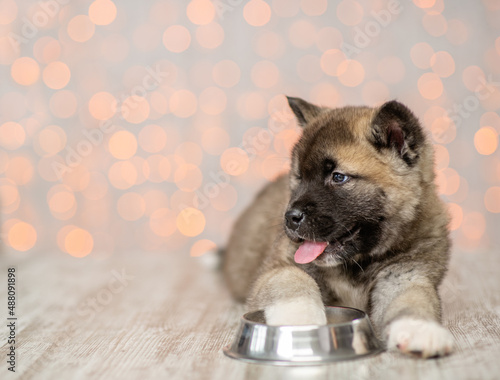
[223,306,384,366]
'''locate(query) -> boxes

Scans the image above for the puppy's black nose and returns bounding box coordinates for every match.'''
[285,208,304,230]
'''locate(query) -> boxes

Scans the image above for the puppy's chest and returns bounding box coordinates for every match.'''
[323,276,369,311]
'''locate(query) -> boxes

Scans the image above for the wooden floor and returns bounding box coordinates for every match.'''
[1,247,500,380]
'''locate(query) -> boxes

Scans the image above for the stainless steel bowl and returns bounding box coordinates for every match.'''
[223,306,384,365]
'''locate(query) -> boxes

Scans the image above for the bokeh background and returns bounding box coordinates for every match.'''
[0,0,499,259]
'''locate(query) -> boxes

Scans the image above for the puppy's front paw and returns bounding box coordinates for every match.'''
[265,297,327,326]
[387,317,454,358]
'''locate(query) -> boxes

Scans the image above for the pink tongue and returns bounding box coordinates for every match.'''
[294,241,328,264]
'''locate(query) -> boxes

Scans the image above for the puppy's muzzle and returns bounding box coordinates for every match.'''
[285,208,304,231]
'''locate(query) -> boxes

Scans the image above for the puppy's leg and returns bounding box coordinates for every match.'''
[370,269,454,358]
[247,266,327,326]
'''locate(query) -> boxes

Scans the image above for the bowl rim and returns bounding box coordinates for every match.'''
[241,305,369,328]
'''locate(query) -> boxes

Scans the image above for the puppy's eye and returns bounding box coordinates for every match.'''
[332,172,349,184]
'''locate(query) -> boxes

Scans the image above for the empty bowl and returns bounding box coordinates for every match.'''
[223,306,384,365]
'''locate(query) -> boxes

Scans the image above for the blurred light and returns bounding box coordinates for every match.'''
[474,127,498,155]
[133,24,161,52]
[0,36,19,65]
[201,127,230,155]
[64,227,94,257]
[42,61,71,89]
[434,144,450,170]
[6,156,33,185]
[272,0,300,17]
[422,13,447,37]
[89,0,117,26]
[145,155,171,183]
[301,0,327,16]
[117,192,146,221]
[49,90,78,119]
[67,15,95,43]
[221,147,250,176]
[237,92,267,120]
[418,72,443,100]
[338,59,365,87]
[261,154,290,180]
[163,25,191,53]
[461,212,486,240]
[213,60,241,88]
[336,0,364,26]
[410,42,435,69]
[11,57,40,86]
[171,190,196,211]
[101,34,130,63]
[0,178,20,214]
[243,126,272,157]
[362,81,390,106]
[33,37,61,64]
[430,51,455,78]
[480,112,500,132]
[253,31,285,59]
[210,184,238,211]
[196,22,224,49]
[149,208,176,236]
[149,1,178,25]
[138,124,167,153]
[244,0,272,27]
[377,56,405,84]
[446,19,468,45]
[484,187,500,213]
[0,122,25,150]
[297,55,322,83]
[89,92,117,121]
[82,171,108,200]
[109,130,138,160]
[251,61,280,89]
[35,125,66,157]
[310,83,341,108]
[0,0,17,25]
[7,221,37,252]
[199,87,227,115]
[174,163,203,192]
[121,96,150,123]
[48,184,76,219]
[320,49,346,77]
[447,203,462,231]
[447,176,468,203]
[143,189,168,215]
[316,27,343,51]
[190,239,216,257]
[462,65,485,92]
[108,161,137,189]
[175,142,203,166]
[149,91,169,117]
[169,90,197,118]
[413,0,435,8]
[274,129,301,156]
[289,20,317,49]
[436,168,460,195]
[176,207,205,237]
[431,117,456,144]
[187,0,215,25]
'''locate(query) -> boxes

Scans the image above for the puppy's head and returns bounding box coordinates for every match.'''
[284,97,430,267]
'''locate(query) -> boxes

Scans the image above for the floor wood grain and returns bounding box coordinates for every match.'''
[1,248,499,380]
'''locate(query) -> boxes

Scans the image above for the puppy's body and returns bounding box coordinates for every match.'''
[223,98,454,358]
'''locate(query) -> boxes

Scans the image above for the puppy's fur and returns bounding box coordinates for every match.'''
[222,97,454,358]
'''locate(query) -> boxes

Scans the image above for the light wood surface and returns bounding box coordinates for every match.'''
[1,248,499,380]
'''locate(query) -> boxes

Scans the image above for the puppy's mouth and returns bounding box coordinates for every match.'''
[292,226,360,264]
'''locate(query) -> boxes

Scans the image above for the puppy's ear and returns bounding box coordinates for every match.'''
[370,100,425,166]
[286,96,323,127]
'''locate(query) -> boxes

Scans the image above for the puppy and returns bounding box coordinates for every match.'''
[222,97,454,358]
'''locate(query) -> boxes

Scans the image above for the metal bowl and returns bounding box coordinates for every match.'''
[223,306,384,365]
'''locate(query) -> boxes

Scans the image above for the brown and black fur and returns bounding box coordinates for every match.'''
[222,97,453,358]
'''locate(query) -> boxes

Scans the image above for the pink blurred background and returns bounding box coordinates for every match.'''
[0,0,499,259]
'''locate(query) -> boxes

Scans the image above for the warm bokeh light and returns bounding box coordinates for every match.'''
[213,60,241,88]
[422,13,447,37]
[121,96,150,123]
[199,87,227,115]
[7,221,37,252]
[196,22,224,49]
[461,212,486,241]
[484,187,500,213]
[0,0,17,25]
[418,72,443,100]
[5,156,33,185]
[67,15,96,43]
[289,20,317,49]
[336,0,363,26]
[243,0,272,27]
[221,148,250,176]
[108,161,138,189]
[11,57,40,86]
[117,192,146,221]
[145,155,171,183]
[251,61,280,89]
[64,227,94,257]
[89,0,117,26]
[176,207,206,237]
[0,179,20,214]
[190,239,216,257]
[175,142,203,166]
[0,122,25,150]
[474,127,498,155]
[33,37,61,64]
[149,208,176,237]
[49,90,78,119]
[42,61,71,89]
[430,51,455,78]
[89,92,116,121]
[163,25,191,53]
[410,42,434,69]
[109,130,138,160]
[139,124,167,153]
[338,59,365,87]
[377,57,405,84]
[169,89,197,118]
[187,0,215,25]
[201,127,230,155]
[320,49,346,77]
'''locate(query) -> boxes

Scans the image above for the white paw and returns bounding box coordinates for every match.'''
[387,317,454,358]
[265,297,327,326]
